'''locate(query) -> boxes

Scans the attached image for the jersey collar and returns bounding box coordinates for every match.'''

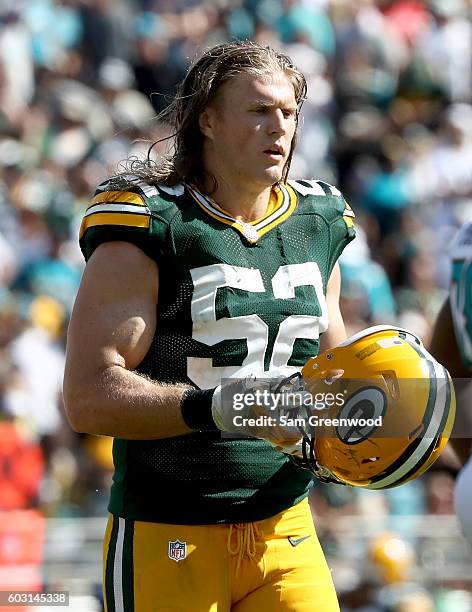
[186,182,297,244]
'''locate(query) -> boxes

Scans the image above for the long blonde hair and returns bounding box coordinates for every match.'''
[118,40,307,189]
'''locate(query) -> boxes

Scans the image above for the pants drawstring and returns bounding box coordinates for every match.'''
[227,522,260,575]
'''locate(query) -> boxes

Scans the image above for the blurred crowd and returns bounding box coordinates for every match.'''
[0,0,471,608]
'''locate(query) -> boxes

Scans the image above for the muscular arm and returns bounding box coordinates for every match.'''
[63,241,194,439]
[319,263,347,353]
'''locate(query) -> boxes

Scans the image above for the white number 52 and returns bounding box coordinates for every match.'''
[188,262,328,388]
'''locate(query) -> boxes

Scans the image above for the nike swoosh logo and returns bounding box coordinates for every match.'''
[288,535,311,547]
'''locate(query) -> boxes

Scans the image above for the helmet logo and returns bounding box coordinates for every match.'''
[336,387,387,445]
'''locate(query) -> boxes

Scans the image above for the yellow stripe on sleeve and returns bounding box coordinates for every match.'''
[80,212,151,238]
[343,201,355,227]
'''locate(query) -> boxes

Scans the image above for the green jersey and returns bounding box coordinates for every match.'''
[79,177,355,524]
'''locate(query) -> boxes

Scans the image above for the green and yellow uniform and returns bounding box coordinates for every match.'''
[80,177,355,611]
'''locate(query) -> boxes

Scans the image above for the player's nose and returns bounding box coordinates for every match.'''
[267,109,286,135]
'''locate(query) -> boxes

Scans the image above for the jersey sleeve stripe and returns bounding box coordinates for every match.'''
[79,212,151,238]
[84,203,151,217]
[343,202,355,227]
[90,191,146,206]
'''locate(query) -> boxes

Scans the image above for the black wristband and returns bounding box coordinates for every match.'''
[180,388,218,431]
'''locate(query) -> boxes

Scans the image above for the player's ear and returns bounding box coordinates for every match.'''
[199,106,216,140]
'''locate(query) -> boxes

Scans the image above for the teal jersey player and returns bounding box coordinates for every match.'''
[79,177,355,524]
[450,222,472,369]
[431,220,472,548]
[449,222,472,548]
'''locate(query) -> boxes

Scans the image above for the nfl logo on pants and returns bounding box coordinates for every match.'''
[168,540,187,562]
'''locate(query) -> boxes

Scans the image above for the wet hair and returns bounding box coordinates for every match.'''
[115,40,307,189]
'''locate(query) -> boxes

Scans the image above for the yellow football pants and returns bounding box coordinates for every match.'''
[103,498,339,612]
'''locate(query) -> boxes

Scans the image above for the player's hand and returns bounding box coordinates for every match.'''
[211,375,305,448]
[211,372,341,452]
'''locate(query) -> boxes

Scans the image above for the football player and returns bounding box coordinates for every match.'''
[430,221,472,545]
[64,41,355,611]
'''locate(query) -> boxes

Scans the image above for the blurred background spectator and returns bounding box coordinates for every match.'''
[0,1,471,609]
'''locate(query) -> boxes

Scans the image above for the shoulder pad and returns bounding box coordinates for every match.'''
[95,174,185,201]
[288,178,355,228]
[451,222,472,261]
[81,176,186,239]
[79,176,184,262]
[80,182,152,240]
[288,179,342,198]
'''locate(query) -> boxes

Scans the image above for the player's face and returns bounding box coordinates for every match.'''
[204,71,298,189]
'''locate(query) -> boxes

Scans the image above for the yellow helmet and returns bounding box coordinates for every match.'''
[298,326,455,488]
[368,532,415,584]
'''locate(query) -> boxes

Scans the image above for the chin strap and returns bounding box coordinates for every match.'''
[297,436,341,483]
[273,372,346,485]
[290,404,346,485]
